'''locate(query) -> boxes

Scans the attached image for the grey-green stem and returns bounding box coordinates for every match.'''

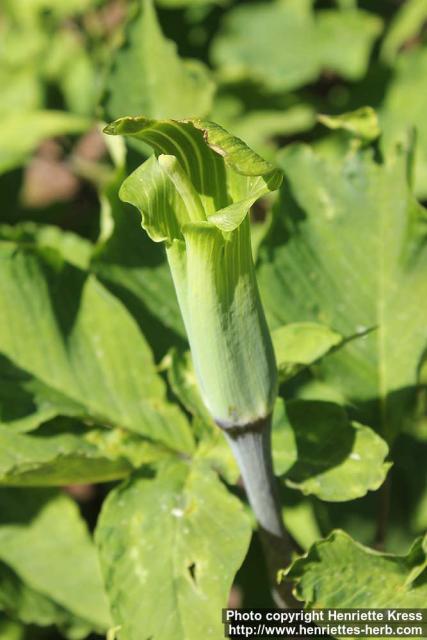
[221,416,297,607]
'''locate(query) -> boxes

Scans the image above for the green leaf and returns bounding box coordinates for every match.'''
[318,107,381,143]
[0,420,166,486]
[0,111,90,175]
[272,399,390,501]
[96,460,252,640]
[272,322,343,383]
[0,241,194,452]
[0,223,93,271]
[211,0,382,92]
[284,530,427,607]
[381,0,427,64]
[0,617,26,640]
[0,489,111,634]
[0,561,92,638]
[104,0,215,121]
[257,139,427,441]
[381,46,427,199]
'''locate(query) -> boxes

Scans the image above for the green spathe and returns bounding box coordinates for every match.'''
[105,116,282,427]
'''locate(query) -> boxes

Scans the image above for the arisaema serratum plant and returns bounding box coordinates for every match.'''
[104,116,295,605]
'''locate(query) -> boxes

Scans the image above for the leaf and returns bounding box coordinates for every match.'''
[272,399,390,501]
[96,460,252,640]
[0,420,168,486]
[284,530,427,607]
[318,107,381,143]
[0,489,111,634]
[381,0,427,64]
[381,46,427,199]
[211,0,382,92]
[272,322,343,383]
[0,561,92,638]
[0,223,92,270]
[0,355,83,433]
[0,111,90,175]
[0,616,26,640]
[0,241,194,453]
[257,138,427,441]
[104,0,215,121]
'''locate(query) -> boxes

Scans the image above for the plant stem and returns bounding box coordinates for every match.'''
[223,416,297,607]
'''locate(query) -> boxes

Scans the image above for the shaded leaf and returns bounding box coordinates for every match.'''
[272,399,390,501]
[96,460,251,640]
[0,561,92,639]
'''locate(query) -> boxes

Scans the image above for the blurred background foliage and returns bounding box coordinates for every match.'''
[0,0,427,637]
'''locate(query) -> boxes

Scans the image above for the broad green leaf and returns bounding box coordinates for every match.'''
[272,399,390,501]
[0,489,111,634]
[381,0,427,64]
[104,0,215,121]
[257,139,427,441]
[0,420,168,486]
[0,355,83,433]
[272,322,343,383]
[381,46,427,199]
[0,561,92,638]
[318,107,381,143]
[284,530,427,607]
[96,460,252,640]
[0,241,194,452]
[211,0,382,92]
[0,111,90,175]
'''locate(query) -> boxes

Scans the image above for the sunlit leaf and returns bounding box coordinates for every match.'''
[0,241,194,452]
[258,136,427,441]
[0,489,111,635]
[104,0,215,121]
[96,460,252,640]
[284,529,427,607]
